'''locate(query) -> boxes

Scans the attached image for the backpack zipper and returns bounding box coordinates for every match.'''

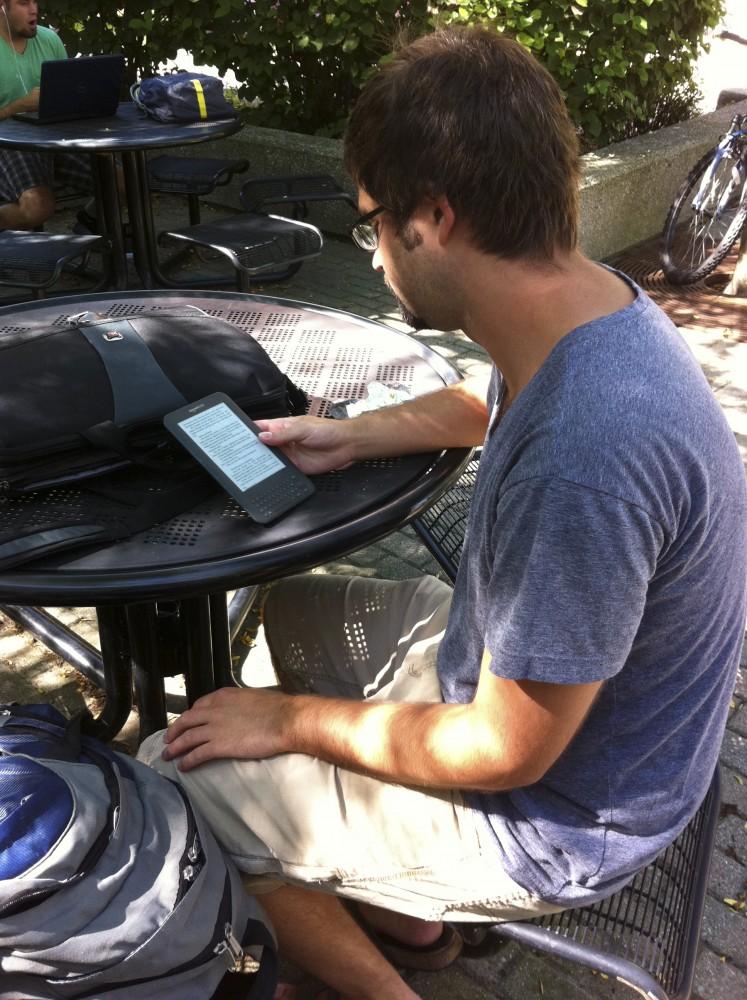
[62,872,243,996]
[171,783,205,904]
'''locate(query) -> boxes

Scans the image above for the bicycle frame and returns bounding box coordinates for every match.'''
[692,116,747,219]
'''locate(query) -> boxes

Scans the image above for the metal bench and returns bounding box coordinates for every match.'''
[0,230,107,299]
[146,155,250,225]
[414,454,721,1000]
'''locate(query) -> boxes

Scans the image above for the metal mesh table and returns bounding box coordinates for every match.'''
[0,290,471,741]
[0,104,242,290]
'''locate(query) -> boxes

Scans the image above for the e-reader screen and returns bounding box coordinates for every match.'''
[179,402,284,492]
[164,392,315,523]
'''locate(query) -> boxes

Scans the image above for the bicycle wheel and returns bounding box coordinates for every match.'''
[660,147,747,284]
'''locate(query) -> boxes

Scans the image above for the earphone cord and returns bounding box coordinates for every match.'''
[2,4,30,94]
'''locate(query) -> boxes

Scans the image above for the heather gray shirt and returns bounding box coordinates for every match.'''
[437,273,747,905]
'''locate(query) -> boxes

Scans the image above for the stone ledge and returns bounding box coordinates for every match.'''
[178,98,747,263]
[578,99,747,259]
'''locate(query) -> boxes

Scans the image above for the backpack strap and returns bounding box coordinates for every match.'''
[0,472,216,569]
[78,319,187,425]
[0,522,111,569]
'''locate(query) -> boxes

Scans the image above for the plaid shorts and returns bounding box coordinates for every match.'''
[0,148,92,203]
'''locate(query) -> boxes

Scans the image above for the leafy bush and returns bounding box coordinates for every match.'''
[46,1,725,149]
[435,0,726,147]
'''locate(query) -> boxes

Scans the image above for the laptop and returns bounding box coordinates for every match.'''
[13,54,125,125]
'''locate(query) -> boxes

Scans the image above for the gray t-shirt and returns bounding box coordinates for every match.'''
[437,273,747,905]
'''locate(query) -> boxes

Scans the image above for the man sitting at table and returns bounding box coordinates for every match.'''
[139,25,747,1000]
[0,0,92,230]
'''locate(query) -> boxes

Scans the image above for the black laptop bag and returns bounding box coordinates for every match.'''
[0,307,308,568]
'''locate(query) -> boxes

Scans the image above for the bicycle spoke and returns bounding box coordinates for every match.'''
[662,144,747,282]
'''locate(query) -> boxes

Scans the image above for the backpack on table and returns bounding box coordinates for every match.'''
[0,306,308,569]
[131,73,236,123]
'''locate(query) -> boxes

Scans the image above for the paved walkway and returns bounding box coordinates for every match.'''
[0,202,745,999]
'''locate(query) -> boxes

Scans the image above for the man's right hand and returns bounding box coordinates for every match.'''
[0,88,40,120]
[255,377,491,475]
[19,87,40,111]
[255,415,359,475]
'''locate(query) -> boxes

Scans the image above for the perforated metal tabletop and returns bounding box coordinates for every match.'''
[0,290,471,606]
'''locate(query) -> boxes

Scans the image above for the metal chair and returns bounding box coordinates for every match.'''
[0,230,106,299]
[155,172,353,289]
[157,212,323,291]
[412,450,480,580]
[414,455,721,999]
[239,173,357,217]
[459,768,721,1000]
[147,155,250,225]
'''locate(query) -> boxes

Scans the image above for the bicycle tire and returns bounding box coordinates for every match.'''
[660,147,747,284]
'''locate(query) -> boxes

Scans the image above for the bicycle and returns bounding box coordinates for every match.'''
[660,110,747,284]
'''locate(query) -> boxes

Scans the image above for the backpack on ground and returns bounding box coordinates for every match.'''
[0,703,277,999]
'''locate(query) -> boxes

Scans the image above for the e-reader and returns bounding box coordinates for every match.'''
[163,392,315,523]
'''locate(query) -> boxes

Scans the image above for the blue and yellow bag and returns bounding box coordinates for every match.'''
[131,72,235,123]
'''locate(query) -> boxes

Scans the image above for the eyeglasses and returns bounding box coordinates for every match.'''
[350,205,386,251]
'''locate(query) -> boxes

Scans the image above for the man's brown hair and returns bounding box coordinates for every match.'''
[344,26,581,261]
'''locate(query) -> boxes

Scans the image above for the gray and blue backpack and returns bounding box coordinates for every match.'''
[0,703,277,999]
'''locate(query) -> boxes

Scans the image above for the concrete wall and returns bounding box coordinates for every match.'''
[578,98,747,259]
[191,97,747,260]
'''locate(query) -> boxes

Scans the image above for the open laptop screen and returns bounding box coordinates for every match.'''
[14,54,125,124]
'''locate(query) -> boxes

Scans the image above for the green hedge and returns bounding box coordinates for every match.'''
[47,1,724,149]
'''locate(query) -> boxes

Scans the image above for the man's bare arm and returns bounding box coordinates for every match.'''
[254,375,491,475]
[163,650,601,790]
[0,88,39,120]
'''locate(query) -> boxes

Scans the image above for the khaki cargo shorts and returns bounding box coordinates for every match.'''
[138,573,558,922]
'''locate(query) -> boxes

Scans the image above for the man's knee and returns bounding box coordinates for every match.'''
[17,186,56,228]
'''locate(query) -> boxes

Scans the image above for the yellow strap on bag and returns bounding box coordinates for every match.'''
[191,79,208,120]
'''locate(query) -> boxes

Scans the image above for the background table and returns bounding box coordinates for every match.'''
[0,103,241,290]
[0,289,471,741]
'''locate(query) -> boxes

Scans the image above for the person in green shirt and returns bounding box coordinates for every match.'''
[0,0,91,229]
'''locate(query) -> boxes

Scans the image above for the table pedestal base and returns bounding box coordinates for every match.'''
[0,588,259,745]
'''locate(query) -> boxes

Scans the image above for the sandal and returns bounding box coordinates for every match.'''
[349,905,463,971]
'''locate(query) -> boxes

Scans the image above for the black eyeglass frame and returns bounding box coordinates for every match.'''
[350,205,387,251]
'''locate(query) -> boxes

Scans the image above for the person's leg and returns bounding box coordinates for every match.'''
[261,884,420,1000]
[52,151,108,233]
[0,185,55,229]
[0,150,56,229]
[259,573,454,952]
[261,572,453,700]
[138,575,557,996]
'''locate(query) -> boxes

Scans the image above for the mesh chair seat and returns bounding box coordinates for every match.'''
[147,155,249,197]
[158,212,323,291]
[481,767,721,1000]
[240,173,357,215]
[0,231,105,290]
[147,155,250,227]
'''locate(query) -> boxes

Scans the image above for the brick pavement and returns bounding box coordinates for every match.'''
[0,203,745,998]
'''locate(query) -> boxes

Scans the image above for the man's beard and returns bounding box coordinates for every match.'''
[396,297,429,331]
[384,279,429,331]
